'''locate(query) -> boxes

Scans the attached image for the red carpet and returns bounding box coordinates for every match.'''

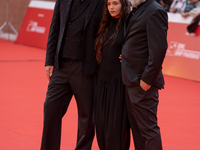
[0,38,200,150]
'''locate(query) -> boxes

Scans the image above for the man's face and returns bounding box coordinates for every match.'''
[129,0,146,7]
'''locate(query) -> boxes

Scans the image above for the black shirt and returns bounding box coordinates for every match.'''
[60,0,90,60]
[98,18,124,82]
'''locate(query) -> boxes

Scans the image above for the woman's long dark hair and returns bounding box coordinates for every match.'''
[95,0,130,64]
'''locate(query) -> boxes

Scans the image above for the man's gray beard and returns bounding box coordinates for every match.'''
[131,0,146,7]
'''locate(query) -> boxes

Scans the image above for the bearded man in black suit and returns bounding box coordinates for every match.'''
[121,0,168,149]
[40,0,104,150]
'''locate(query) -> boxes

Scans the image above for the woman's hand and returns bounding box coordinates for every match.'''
[119,54,122,62]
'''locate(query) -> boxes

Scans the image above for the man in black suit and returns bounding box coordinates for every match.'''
[40,0,104,150]
[121,0,168,149]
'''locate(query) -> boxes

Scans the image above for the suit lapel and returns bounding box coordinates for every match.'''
[63,0,73,27]
[70,0,91,22]
[84,0,100,29]
[124,0,155,39]
[124,11,134,37]
[124,6,145,39]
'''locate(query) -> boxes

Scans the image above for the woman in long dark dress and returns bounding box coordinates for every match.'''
[94,0,130,149]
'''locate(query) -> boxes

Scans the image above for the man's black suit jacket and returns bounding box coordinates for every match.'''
[45,0,104,76]
[122,0,168,89]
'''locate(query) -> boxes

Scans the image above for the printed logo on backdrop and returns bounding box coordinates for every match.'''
[167,41,200,60]
[26,20,46,34]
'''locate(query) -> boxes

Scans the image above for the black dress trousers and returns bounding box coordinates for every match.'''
[125,86,163,150]
[41,60,95,150]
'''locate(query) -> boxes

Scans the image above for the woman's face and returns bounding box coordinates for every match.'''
[107,0,122,18]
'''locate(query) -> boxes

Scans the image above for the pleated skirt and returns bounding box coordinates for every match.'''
[94,76,130,150]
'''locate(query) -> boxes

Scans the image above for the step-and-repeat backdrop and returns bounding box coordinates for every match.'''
[163,13,200,82]
[15,0,200,82]
[15,0,55,49]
